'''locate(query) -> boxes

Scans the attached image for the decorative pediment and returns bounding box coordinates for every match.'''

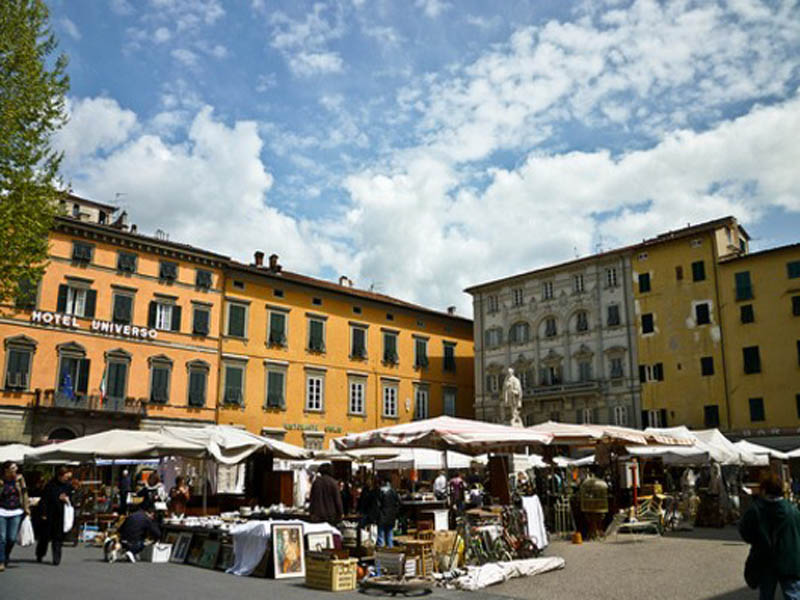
[186,359,210,371]
[541,349,563,366]
[148,353,174,366]
[4,334,38,350]
[56,341,86,356]
[604,345,628,356]
[513,353,534,369]
[104,347,132,361]
[572,344,594,360]
[486,362,505,374]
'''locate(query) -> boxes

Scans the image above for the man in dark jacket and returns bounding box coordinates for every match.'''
[117,508,160,563]
[740,473,800,599]
[377,477,400,548]
[36,467,74,566]
[309,464,343,526]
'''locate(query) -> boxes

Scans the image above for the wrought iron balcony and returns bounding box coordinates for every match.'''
[35,389,146,416]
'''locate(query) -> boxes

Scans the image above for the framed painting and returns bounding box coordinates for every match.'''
[271,524,305,579]
[186,533,207,566]
[306,532,334,552]
[171,533,193,563]
[198,539,221,569]
[215,543,235,572]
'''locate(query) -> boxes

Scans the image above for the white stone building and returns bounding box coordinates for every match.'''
[466,251,642,427]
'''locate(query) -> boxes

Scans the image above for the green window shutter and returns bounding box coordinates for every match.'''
[788,261,800,279]
[229,305,245,337]
[193,309,209,335]
[692,261,705,281]
[269,313,285,344]
[267,372,284,408]
[309,320,324,350]
[113,296,132,324]
[151,368,168,403]
[735,272,753,300]
[148,301,157,328]
[57,284,68,312]
[109,363,126,398]
[352,328,366,356]
[188,371,206,407]
[84,289,97,318]
[225,367,243,404]
[171,305,182,332]
[77,359,90,394]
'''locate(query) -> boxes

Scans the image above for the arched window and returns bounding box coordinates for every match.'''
[48,427,76,441]
[575,311,589,333]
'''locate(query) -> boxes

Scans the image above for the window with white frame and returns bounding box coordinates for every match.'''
[573,274,585,293]
[606,267,618,288]
[582,408,594,424]
[382,382,398,418]
[647,409,665,427]
[414,386,429,420]
[443,388,456,416]
[349,378,365,415]
[487,295,499,313]
[512,288,524,307]
[305,372,324,411]
[542,281,554,300]
[58,284,96,318]
[156,302,173,331]
[614,405,628,426]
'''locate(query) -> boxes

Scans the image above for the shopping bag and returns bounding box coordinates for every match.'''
[17,516,35,546]
[63,500,75,533]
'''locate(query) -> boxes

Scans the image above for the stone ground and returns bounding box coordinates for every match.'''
[2,527,753,600]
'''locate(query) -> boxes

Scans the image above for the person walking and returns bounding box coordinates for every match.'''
[376,477,400,548]
[119,469,132,515]
[309,463,343,526]
[740,473,800,599]
[36,466,74,566]
[0,461,30,571]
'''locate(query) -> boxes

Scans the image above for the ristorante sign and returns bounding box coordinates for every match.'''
[30,310,158,339]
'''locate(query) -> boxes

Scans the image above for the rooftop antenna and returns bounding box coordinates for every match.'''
[369,281,383,293]
[573,246,579,258]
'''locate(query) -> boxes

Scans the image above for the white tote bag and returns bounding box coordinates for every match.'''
[17,516,35,546]
[63,500,75,533]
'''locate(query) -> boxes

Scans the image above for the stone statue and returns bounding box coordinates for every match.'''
[502,367,524,427]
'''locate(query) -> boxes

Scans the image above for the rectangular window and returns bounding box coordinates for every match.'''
[353,306,362,315]
[106,361,127,401]
[607,305,621,326]
[306,374,324,411]
[704,405,720,428]
[576,312,589,332]
[58,356,90,399]
[735,271,753,301]
[265,370,285,409]
[638,273,651,293]
[610,357,623,378]
[743,346,761,374]
[787,261,800,279]
[700,356,714,376]
[223,364,244,405]
[578,360,592,382]
[741,304,754,323]
[646,409,667,428]
[792,296,800,317]
[542,281,554,300]
[545,317,557,337]
[414,387,429,420]
[351,326,367,359]
[227,303,247,338]
[749,397,765,422]
[57,284,96,318]
[159,261,178,281]
[675,266,683,281]
[195,269,213,290]
[443,343,456,372]
[383,332,398,364]
[112,294,133,325]
[487,295,499,313]
[606,267,618,288]
[308,319,325,352]
[382,383,398,418]
[4,349,32,390]
[641,313,654,334]
[513,288,524,306]
[192,305,210,336]
[443,388,456,417]
[695,303,711,325]
[614,405,628,426]
[150,301,181,332]
[653,363,664,381]
[414,338,429,368]
[117,251,137,273]
[312,297,322,306]
[72,241,93,263]
[187,367,207,408]
[573,274,584,293]
[349,379,365,415]
[233,280,245,290]
[691,260,706,282]
[149,364,171,404]
[268,312,287,346]
[273,289,284,298]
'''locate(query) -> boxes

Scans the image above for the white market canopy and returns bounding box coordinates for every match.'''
[374,448,478,471]
[24,425,308,465]
[733,439,789,464]
[527,421,692,447]
[628,426,759,466]
[0,444,34,463]
[332,416,553,455]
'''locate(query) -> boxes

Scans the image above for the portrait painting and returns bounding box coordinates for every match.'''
[271,524,305,579]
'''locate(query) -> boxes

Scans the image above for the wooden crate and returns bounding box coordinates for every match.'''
[305,556,358,592]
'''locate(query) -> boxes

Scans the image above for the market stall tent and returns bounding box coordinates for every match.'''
[373,448,476,471]
[159,425,307,462]
[630,426,758,466]
[733,440,789,465]
[0,444,34,463]
[527,421,691,447]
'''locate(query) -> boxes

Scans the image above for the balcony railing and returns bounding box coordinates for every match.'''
[529,380,601,398]
[35,390,146,416]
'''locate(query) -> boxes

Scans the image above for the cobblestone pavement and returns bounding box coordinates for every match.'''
[2,527,752,600]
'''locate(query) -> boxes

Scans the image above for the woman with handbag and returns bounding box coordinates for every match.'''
[36,466,73,566]
[0,461,30,571]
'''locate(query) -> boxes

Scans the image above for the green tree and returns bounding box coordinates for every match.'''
[0,0,69,307]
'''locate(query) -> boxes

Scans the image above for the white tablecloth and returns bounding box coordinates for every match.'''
[226,520,340,576]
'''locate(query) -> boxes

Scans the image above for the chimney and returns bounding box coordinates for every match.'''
[447,306,456,315]
[130,224,137,234]
[339,275,349,286]
[254,251,264,267]
[268,253,281,272]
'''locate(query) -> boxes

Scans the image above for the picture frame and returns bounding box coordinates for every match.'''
[306,532,334,552]
[198,539,221,569]
[171,533,193,563]
[164,531,179,547]
[271,524,305,579]
[215,543,234,572]
[186,533,207,566]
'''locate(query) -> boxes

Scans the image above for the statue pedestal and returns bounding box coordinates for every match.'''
[510,415,524,428]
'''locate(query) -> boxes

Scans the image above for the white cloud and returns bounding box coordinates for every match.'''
[363,25,402,47]
[209,44,228,59]
[288,51,343,77]
[148,0,225,31]
[171,48,199,67]
[153,27,171,43]
[269,4,346,77]
[415,0,451,18]
[464,15,502,30]
[56,97,138,167]
[60,17,81,40]
[110,0,134,16]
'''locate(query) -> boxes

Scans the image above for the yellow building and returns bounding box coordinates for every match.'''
[718,244,800,438]
[0,196,227,443]
[217,253,474,449]
[633,217,749,430]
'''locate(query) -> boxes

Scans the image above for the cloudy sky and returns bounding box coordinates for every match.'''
[50,0,800,314]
